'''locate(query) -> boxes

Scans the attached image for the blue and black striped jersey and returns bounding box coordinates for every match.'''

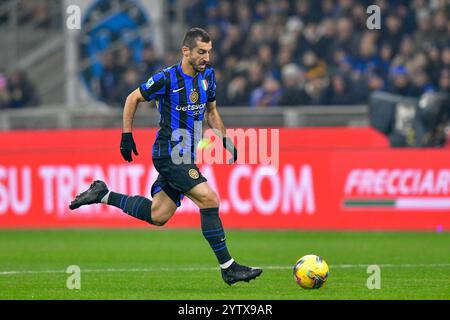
[139,62,216,160]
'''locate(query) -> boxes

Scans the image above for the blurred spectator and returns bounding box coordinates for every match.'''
[116,47,135,75]
[278,63,310,106]
[302,22,321,54]
[413,10,433,51]
[376,43,394,79]
[32,1,52,28]
[380,14,404,53]
[247,62,264,94]
[428,45,442,77]
[327,73,358,105]
[226,74,250,106]
[438,69,450,93]
[350,3,368,32]
[7,70,39,108]
[0,75,10,109]
[236,3,253,33]
[321,0,335,18]
[139,45,164,76]
[304,76,329,105]
[99,52,121,105]
[302,51,327,80]
[329,17,360,56]
[334,0,355,19]
[410,69,435,94]
[246,22,269,57]
[366,73,386,92]
[314,18,336,63]
[330,48,351,75]
[293,1,313,24]
[349,32,380,75]
[15,0,61,29]
[116,68,141,106]
[406,52,429,76]
[220,24,245,58]
[442,47,450,70]
[391,36,416,68]
[275,44,295,77]
[429,11,449,47]
[162,48,180,67]
[183,0,207,28]
[386,66,420,97]
[221,55,239,84]
[257,44,275,73]
[250,76,282,107]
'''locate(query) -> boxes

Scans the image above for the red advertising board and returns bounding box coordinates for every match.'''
[0,128,449,231]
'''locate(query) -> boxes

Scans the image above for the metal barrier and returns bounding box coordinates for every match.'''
[0,105,369,130]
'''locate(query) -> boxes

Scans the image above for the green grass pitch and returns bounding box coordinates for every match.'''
[0,229,449,300]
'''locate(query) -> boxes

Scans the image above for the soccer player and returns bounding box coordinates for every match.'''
[69,28,263,285]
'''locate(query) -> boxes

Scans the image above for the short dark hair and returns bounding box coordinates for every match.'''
[182,27,211,50]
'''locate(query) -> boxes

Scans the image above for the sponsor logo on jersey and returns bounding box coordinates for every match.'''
[175,103,206,112]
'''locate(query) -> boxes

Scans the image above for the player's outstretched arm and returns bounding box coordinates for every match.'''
[120,88,146,162]
[205,100,225,136]
[123,88,146,133]
[205,101,238,163]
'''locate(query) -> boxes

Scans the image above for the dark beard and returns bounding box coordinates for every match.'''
[189,59,207,73]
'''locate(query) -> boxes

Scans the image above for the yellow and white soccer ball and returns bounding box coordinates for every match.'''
[197,137,212,150]
[293,254,329,289]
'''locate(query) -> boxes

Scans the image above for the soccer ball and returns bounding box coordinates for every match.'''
[293,254,329,289]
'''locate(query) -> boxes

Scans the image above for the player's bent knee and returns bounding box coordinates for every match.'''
[151,208,168,226]
[152,216,168,227]
[151,208,167,227]
[200,190,219,208]
[151,203,175,227]
[210,191,220,208]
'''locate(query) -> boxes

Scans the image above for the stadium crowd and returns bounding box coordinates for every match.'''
[184,0,450,107]
[1,0,449,109]
[94,0,450,107]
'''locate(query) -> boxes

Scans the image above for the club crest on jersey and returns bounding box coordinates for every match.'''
[189,169,199,179]
[189,90,199,103]
[201,79,208,91]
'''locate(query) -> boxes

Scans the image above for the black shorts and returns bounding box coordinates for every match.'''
[151,157,207,207]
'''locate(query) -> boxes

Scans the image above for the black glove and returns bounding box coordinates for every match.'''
[223,136,238,164]
[120,132,139,162]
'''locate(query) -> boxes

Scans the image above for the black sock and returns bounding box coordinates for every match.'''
[107,192,153,225]
[200,207,232,265]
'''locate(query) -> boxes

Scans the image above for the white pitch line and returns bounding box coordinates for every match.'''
[1,263,450,276]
